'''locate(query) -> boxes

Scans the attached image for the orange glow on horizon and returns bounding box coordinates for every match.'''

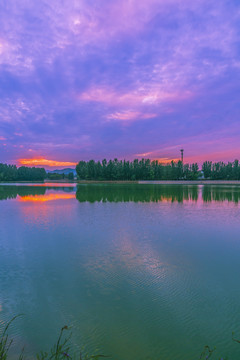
[153,157,180,164]
[135,152,181,164]
[18,194,75,202]
[18,157,77,167]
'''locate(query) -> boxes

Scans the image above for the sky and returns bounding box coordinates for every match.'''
[0,0,240,168]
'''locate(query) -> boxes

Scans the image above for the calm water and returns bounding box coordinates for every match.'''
[0,183,240,359]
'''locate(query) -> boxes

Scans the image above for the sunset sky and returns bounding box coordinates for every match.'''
[0,0,240,167]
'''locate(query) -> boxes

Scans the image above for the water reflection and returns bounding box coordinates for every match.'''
[1,184,240,203]
[1,183,240,360]
[19,194,76,202]
[0,185,75,201]
[76,184,240,203]
[202,186,240,203]
[76,184,199,203]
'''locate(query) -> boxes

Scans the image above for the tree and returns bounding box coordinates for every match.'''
[76,161,87,180]
[68,172,74,180]
[74,159,240,181]
[202,161,212,179]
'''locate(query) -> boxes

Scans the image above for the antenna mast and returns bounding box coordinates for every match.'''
[180,149,184,163]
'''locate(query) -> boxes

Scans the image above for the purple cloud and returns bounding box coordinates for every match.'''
[0,0,240,165]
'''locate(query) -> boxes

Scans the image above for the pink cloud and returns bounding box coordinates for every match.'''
[106,111,156,123]
[79,86,192,107]
[135,129,240,165]
[69,0,197,47]
[135,153,180,164]
[68,1,158,45]
[0,136,6,141]
[184,147,240,165]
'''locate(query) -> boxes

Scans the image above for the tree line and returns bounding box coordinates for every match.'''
[46,172,74,180]
[202,160,240,180]
[76,158,240,181]
[0,163,75,181]
[0,163,46,181]
[2,158,240,182]
[76,159,199,180]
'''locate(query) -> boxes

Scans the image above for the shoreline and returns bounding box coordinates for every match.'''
[138,180,240,185]
[76,180,240,185]
[0,181,74,184]
[1,180,240,185]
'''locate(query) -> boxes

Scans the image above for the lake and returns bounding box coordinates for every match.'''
[0,183,240,359]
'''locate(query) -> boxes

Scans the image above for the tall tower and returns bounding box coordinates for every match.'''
[180,149,184,163]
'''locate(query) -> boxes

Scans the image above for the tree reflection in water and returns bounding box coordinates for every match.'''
[1,184,240,204]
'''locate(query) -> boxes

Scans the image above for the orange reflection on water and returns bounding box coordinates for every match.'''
[18,193,75,202]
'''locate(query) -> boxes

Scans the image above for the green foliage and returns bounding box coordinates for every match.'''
[1,318,108,360]
[0,164,46,182]
[202,161,212,179]
[36,325,109,360]
[36,326,71,360]
[76,159,201,181]
[47,173,64,180]
[76,158,240,181]
[202,160,240,180]
[0,315,23,360]
[1,316,240,360]
[68,172,74,180]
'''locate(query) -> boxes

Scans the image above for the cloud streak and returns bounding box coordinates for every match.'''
[79,86,192,107]
[18,158,77,167]
[106,111,157,124]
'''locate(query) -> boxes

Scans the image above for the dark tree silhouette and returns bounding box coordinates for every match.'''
[0,163,46,181]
